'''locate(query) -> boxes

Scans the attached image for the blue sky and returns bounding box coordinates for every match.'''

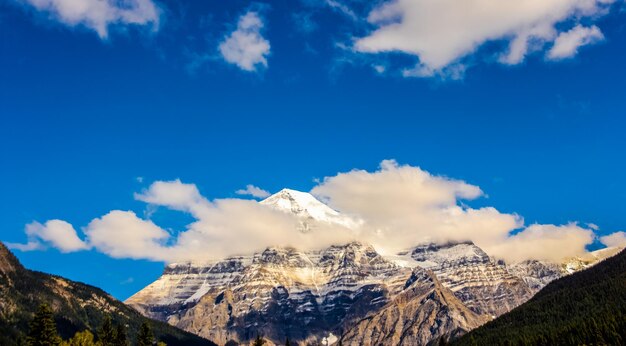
[1,0,626,300]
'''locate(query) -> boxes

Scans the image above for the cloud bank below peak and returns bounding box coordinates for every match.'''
[7,160,623,264]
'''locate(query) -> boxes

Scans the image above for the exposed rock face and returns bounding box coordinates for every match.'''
[128,242,494,345]
[404,241,533,317]
[509,246,624,293]
[341,270,489,346]
[508,260,564,292]
[128,242,412,345]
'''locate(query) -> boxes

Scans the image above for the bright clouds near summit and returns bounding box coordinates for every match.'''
[219,11,271,72]
[20,0,160,38]
[600,231,626,248]
[354,0,615,76]
[8,161,623,264]
[311,160,597,262]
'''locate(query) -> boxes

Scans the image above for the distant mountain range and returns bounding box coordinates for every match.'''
[0,242,214,346]
[126,189,622,345]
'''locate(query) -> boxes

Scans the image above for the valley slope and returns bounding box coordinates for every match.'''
[454,247,626,345]
[0,242,215,346]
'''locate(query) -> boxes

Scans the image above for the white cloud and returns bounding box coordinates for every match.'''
[22,0,160,38]
[354,0,615,75]
[219,11,270,72]
[7,220,89,253]
[600,231,626,248]
[236,184,271,199]
[11,161,617,264]
[547,25,604,60]
[5,241,42,252]
[135,179,207,213]
[486,223,595,263]
[311,160,597,261]
[85,210,172,261]
[325,0,358,21]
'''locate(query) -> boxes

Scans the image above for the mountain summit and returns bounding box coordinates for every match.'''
[260,188,358,229]
[126,192,623,345]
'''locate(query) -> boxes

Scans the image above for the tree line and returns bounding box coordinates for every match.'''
[26,303,167,346]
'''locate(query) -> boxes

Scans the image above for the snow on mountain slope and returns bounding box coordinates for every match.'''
[260,188,359,230]
[128,242,412,345]
[510,246,624,292]
[561,246,623,273]
[389,241,533,317]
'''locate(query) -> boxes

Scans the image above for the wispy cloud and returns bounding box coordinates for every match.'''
[236,184,271,199]
[218,11,270,72]
[354,0,616,77]
[547,25,605,60]
[20,0,161,38]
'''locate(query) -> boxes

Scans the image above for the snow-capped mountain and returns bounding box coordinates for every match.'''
[126,188,622,345]
[260,188,359,231]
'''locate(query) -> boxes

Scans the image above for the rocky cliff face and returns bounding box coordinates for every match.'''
[403,241,533,317]
[128,242,412,345]
[341,270,489,346]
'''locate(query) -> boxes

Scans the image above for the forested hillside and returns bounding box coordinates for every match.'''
[455,248,626,345]
[0,242,215,346]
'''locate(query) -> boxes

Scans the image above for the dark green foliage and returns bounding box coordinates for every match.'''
[114,324,128,346]
[97,316,115,346]
[252,335,266,346]
[455,248,626,346]
[27,304,62,346]
[0,242,215,346]
[137,322,155,346]
[62,330,96,346]
[285,337,291,346]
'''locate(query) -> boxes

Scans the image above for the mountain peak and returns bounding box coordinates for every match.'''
[260,188,359,229]
[260,188,336,215]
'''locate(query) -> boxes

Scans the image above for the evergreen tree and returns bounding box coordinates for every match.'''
[97,316,116,346]
[27,303,62,346]
[252,335,265,346]
[61,330,96,346]
[285,337,291,346]
[113,324,128,346]
[136,322,155,346]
